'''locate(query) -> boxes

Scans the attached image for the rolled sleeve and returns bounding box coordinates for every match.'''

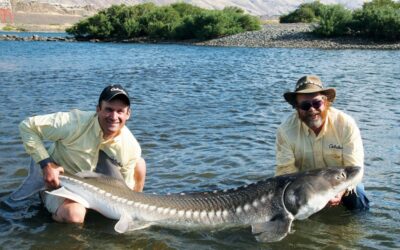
[342,118,364,169]
[19,111,77,163]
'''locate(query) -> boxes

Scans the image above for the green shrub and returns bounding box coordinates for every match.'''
[313,4,353,37]
[84,13,113,39]
[280,1,324,23]
[351,0,400,40]
[281,0,400,41]
[280,6,316,23]
[139,6,181,39]
[66,3,260,41]
[188,9,260,40]
[171,2,203,17]
[194,12,225,39]
[363,0,400,9]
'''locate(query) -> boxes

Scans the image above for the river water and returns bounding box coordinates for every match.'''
[0,37,399,249]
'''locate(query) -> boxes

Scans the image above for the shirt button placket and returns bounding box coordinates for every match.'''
[314,139,323,167]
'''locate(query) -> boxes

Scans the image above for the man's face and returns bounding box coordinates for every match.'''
[97,99,131,139]
[296,93,328,131]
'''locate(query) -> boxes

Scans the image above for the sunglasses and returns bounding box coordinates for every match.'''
[297,99,324,111]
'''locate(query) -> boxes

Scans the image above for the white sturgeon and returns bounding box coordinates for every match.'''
[47,166,363,242]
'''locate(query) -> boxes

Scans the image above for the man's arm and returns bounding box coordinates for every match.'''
[342,119,364,168]
[275,127,297,176]
[133,157,146,192]
[328,116,364,207]
[19,112,75,163]
[19,111,77,188]
[328,118,364,207]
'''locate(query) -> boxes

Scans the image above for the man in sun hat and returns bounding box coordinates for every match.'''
[275,75,369,210]
[16,84,147,223]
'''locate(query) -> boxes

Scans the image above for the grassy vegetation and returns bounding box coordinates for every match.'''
[2,25,15,31]
[1,25,27,32]
[280,0,400,41]
[66,3,261,41]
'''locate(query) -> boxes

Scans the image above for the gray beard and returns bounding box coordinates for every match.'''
[306,116,323,130]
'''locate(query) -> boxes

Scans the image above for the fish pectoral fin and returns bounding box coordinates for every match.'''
[251,215,293,242]
[114,213,132,233]
[114,213,154,234]
[45,187,90,208]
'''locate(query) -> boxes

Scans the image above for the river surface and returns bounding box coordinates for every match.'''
[0,37,399,249]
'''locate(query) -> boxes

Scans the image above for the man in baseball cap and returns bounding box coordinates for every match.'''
[16,83,146,224]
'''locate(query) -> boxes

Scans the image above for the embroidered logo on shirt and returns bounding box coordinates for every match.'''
[329,144,343,150]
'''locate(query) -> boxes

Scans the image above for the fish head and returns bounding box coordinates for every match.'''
[283,166,362,220]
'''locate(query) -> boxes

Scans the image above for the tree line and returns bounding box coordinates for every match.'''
[66,3,261,41]
[280,0,400,41]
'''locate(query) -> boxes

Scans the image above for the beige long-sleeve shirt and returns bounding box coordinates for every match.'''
[275,107,364,176]
[19,109,141,188]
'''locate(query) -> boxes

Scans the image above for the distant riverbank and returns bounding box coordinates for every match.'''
[2,23,399,50]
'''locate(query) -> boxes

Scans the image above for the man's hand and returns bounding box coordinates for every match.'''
[327,190,346,207]
[42,162,64,189]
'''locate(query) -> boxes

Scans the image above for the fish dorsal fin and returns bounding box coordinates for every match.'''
[251,213,294,242]
[45,187,90,208]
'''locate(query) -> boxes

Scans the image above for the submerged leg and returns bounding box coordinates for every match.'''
[342,183,370,210]
[52,199,86,224]
[49,150,124,223]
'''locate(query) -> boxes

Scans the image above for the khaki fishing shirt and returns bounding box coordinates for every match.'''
[19,109,141,188]
[275,107,364,176]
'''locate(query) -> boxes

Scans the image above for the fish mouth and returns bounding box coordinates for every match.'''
[345,166,362,181]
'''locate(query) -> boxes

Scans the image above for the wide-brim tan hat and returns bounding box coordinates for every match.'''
[284,75,336,107]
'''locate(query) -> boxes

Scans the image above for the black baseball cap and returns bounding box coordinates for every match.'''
[98,84,130,106]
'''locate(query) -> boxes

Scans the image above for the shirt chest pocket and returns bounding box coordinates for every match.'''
[324,144,344,166]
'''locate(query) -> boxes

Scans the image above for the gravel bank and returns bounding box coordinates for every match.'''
[196,23,400,50]
[0,34,75,42]
[1,23,399,49]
